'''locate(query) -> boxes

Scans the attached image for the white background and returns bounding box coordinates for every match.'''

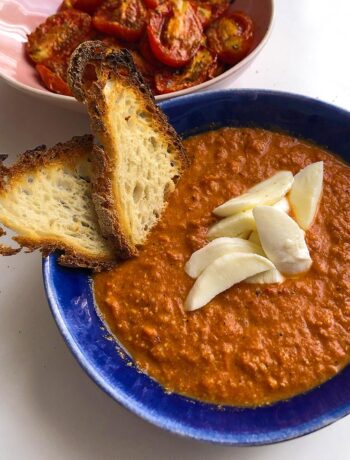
[1,0,350,459]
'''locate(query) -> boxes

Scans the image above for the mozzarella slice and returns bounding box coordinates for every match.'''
[249,230,261,246]
[272,197,290,213]
[185,253,275,311]
[213,171,294,217]
[245,268,285,284]
[289,161,323,230]
[185,237,264,279]
[207,210,255,239]
[253,206,312,275]
[237,231,251,239]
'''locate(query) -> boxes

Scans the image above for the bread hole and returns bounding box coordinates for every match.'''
[79,176,90,183]
[77,163,91,182]
[59,200,70,209]
[83,64,98,90]
[149,137,157,148]
[133,183,143,203]
[138,111,151,121]
[57,179,72,191]
[27,176,34,183]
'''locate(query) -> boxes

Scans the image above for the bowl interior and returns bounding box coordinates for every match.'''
[0,0,273,105]
[44,90,350,446]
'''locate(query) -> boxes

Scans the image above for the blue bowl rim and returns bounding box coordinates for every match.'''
[159,87,350,124]
[43,89,350,446]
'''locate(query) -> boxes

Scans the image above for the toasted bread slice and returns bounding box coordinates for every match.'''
[0,135,116,270]
[68,42,189,258]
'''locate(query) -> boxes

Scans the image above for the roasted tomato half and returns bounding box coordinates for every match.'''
[93,0,148,42]
[26,10,92,64]
[58,0,103,14]
[147,0,203,68]
[155,47,217,94]
[36,59,72,96]
[206,11,254,65]
[191,0,230,28]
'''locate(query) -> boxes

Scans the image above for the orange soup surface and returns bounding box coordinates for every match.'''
[94,128,350,406]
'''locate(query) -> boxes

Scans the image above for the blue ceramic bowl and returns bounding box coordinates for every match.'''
[43,90,350,446]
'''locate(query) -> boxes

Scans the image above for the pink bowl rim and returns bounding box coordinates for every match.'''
[0,0,275,105]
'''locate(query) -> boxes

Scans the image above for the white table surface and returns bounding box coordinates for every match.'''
[1,1,350,459]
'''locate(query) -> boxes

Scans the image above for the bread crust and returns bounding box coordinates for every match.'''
[91,144,134,259]
[0,135,92,187]
[68,41,190,258]
[0,136,116,271]
[13,235,115,271]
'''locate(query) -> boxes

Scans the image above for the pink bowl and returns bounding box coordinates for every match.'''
[0,0,274,111]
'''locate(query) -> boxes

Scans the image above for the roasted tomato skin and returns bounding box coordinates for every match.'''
[139,34,162,68]
[206,11,254,65]
[36,60,72,96]
[147,0,203,68]
[93,0,148,42]
[190,0,229,28]
[58,0,103,14]
[155,47,217,94]
[144,0,163,8]
[26,10,92,64]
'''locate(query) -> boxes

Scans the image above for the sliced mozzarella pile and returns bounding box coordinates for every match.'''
[184,163,324,311]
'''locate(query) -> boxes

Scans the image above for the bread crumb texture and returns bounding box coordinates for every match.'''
[0,155,112,258]
[104,81,179,245]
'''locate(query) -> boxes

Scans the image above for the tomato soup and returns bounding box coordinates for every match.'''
[94,128,350,406]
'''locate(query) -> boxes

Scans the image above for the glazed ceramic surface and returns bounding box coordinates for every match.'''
[0,0,274,111]
[43,90,350,445]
